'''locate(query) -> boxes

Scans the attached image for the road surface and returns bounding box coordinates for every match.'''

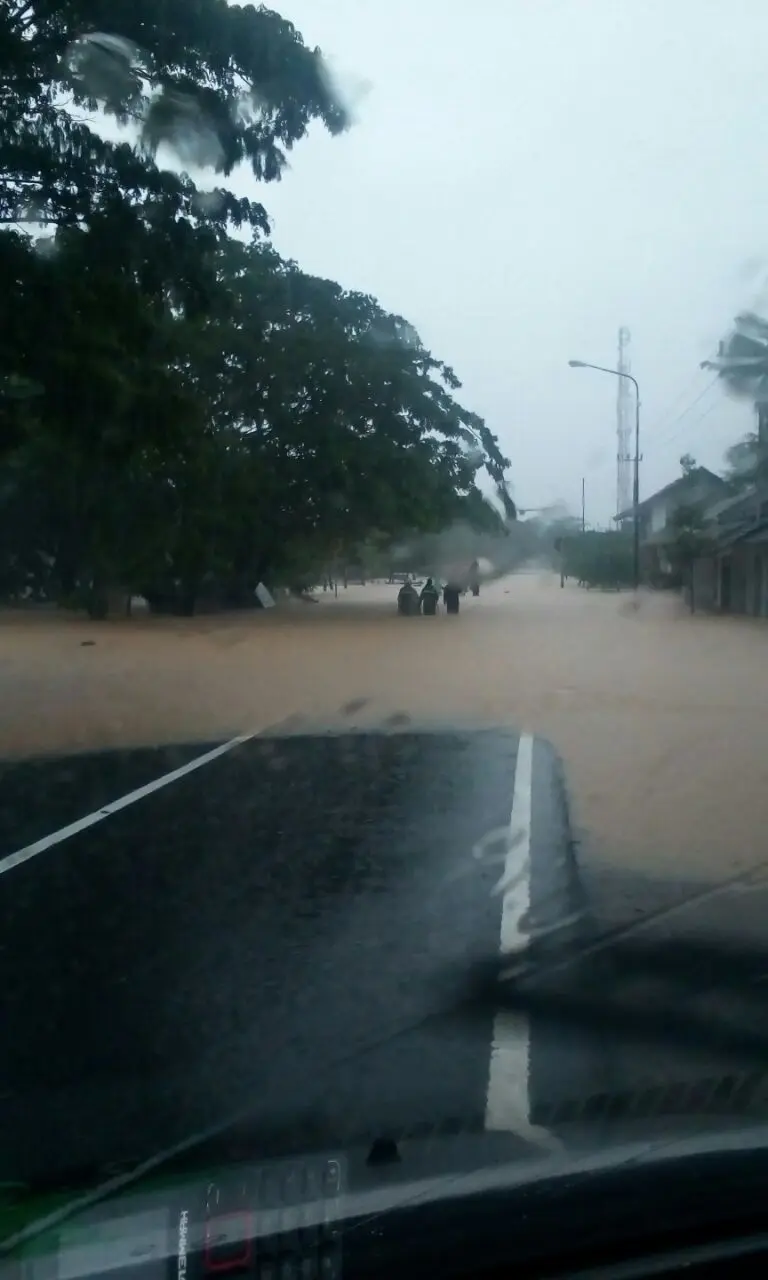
[5,572,768,886]
[0,726,588,1188]
[3,578,768,1207]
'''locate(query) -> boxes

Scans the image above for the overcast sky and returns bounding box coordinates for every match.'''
[225,0,768,523]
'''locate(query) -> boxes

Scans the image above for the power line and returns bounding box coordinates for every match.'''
[660,398,722,449]
[646,367,713,434]
[651,376,719,449]
[575,355,722,517]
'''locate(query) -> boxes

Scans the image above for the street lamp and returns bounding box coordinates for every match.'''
[568,359,641,591]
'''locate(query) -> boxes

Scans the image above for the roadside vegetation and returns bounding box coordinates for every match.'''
[0,0,515,617]
[560,531,635,591]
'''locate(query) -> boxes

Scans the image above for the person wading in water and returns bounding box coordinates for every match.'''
[443,581,461,615]
[397,578,419,615]
[469,559,480,597]
[420,577,439,615]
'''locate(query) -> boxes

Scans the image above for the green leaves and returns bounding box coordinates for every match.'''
[562,531,634,589]
[703,312,768,404]
[2,0,347,230]
[1,217,512,611]
[666,505,715,598]
[723,432,759,489]
[0,3,513,613]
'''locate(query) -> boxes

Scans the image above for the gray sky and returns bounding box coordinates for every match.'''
[227,0,768,523]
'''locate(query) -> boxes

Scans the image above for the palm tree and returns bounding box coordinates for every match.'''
[723,432,759,489]
[703,313,768,494]
[702,311,768,402]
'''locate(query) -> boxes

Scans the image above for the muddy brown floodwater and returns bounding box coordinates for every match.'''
[2,573,767,884]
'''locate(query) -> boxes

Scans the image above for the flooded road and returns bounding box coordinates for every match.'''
[3,575,768,1190]
[3,573,766,885]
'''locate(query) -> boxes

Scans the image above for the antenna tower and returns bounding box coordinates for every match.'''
[616,327,632,517]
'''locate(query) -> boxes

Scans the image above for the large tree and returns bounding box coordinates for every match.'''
[2,0,348,230]
[703,313,768,492]
[667,502,714,611]
[1,6,515,615]
[1,222,513,614]
[723,432,759,489]
[703,312,768,402]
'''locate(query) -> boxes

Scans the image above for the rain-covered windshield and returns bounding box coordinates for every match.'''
[4,1,768,1269]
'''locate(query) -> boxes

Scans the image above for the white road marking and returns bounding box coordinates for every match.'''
[0,732,257,877]
[484,733,560,1150]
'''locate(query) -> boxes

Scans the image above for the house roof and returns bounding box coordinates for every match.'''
[741,525,768,546]
[643,526,681,547]
[615,467,727,522]
[692,514,768,556]
[703,488,756,522]
[723,517,768,549]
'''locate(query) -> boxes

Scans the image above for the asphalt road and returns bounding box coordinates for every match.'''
[3,727,768,1199]
[0,728,585,1187]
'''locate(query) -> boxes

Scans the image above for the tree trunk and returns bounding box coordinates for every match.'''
[86,585,109,620]
[177,584,198,616]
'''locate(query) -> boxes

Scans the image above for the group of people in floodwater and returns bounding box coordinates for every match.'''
[397,561,481,617]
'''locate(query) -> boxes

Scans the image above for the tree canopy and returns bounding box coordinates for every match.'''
[703,313,767,494]
[1,3,514,615]
[703,312,768,404]
[722,432,758,489]
[560,530,634,590]
[3,0,348,230]
[679,452,697,476]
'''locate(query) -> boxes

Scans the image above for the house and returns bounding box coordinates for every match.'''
[615,467,729,583]
[689,488,768,616]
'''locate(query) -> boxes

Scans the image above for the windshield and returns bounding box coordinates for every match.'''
[3,0,768,1272]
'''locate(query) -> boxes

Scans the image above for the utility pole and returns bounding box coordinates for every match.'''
[632,388,641,593]
[581,477,586,532]
[616,328,632,519]
[568,357,641,591]
[757,404,768,502]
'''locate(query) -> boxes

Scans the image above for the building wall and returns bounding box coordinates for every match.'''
[731,552,748,614]
[712,546,768,617]
[646,478,725,539]
[742,545,768,617]
[649,499,667,534]
[690,556,717,612]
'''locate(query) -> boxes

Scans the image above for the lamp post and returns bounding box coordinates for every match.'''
[568,360,641,591]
